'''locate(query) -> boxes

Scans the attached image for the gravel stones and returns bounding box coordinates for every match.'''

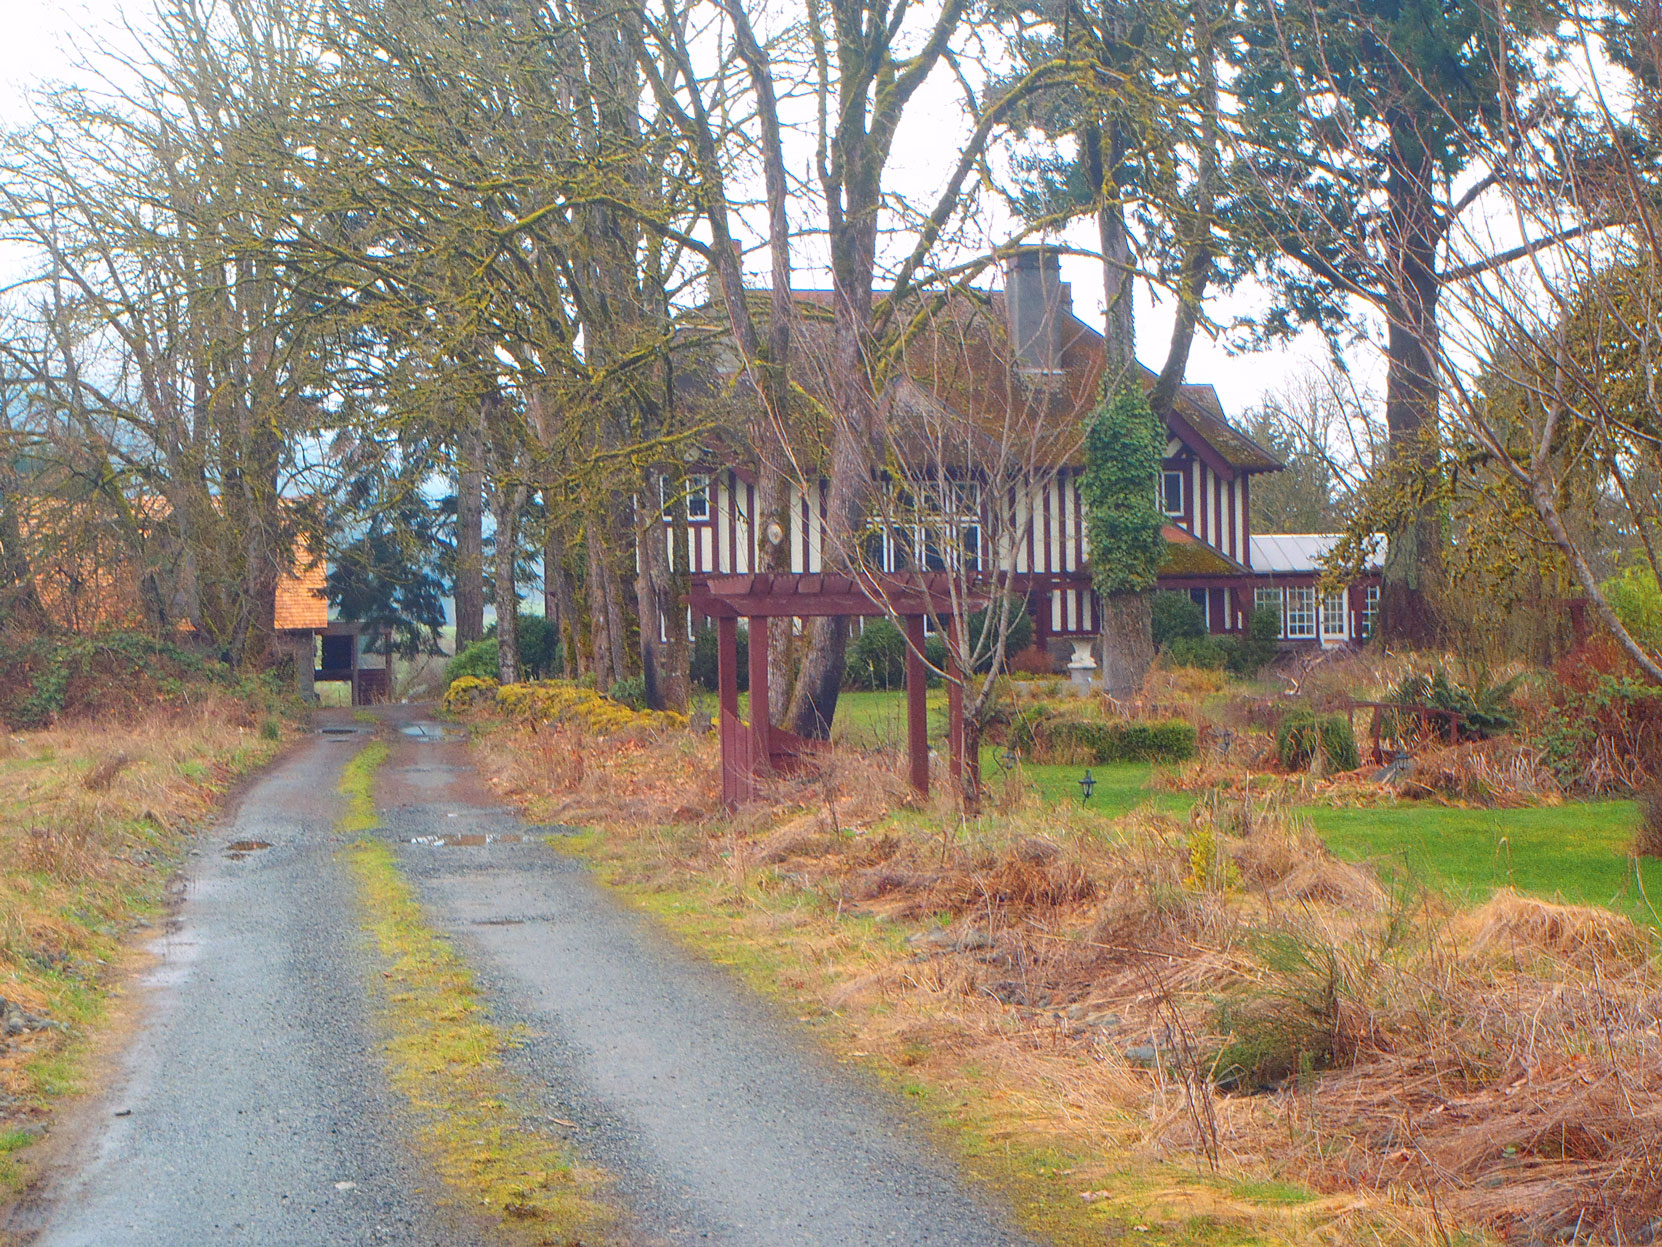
[0,996,56,1037]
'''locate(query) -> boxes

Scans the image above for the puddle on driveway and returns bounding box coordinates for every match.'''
[399,723,462,742]
[408,834,524,848]
[224,840,272,859]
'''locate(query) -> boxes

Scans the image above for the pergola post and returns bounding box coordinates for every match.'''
[905,614,928,797]
[748,613,771,793]
[717,614,741,807]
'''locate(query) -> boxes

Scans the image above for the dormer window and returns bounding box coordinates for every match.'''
[1160,470,1185,517]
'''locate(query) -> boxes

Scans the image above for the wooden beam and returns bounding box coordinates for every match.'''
[905,615,928,797]
[717,614,740,808]
[748,614,771,797]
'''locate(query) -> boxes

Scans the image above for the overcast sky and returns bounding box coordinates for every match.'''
[0,0,1353,421]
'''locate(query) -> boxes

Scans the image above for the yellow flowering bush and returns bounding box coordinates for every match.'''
[448,677,687,735]
[441,675,500,714]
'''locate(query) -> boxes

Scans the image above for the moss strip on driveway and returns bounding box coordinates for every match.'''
[341,739,616,1246]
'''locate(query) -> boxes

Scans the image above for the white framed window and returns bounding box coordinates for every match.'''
[1285,586,1317,639]
[866,478,981,573]
[1161,470,1185,516]
[1322,590,1347,639]
[1255,586,1284,636]
[661,475,710,523]
[1361,584,1380,639]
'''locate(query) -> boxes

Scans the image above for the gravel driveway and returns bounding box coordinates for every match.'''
[8,709,1040,1247]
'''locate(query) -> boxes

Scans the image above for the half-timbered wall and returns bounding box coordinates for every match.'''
[665,470,756,577]
[1161,439,1249,566]
[666,456,1373,648]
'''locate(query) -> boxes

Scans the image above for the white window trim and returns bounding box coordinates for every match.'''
[1321,590,1348,639]
[661,474,710,523]
[1285,586,1317,639]
[1161,470,1185,517]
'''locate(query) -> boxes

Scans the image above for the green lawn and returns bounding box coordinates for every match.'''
[696,689,1651,918]
[824,690,1655,921]
[1308,800,1653,918]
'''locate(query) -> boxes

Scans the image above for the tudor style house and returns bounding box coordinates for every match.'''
[670,248,1379,667]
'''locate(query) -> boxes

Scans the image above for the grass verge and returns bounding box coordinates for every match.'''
[0,697,295,1197]
[341,744,615,1246]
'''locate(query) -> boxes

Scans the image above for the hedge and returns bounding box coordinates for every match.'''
[1009,705,1198,764]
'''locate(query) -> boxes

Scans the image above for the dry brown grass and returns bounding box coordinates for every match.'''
[460,708,1662,1245]
[0,694,290,1145]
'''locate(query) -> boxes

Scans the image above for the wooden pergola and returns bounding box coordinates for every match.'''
[690,573,988,809]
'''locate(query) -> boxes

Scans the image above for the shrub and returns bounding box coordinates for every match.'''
[1009,644,1056,676]
[1008,706,1198,764]
[965,597,1035,671]
[847,618,909,690]
[441,674,499,714]
[846,600,1034,690]
[1165,633,1226,670]
[690,624,749,693]
[0,630,280,730]
[608,674,647,710]
[1218,606,1281,677]
[451,677,688,733]
[1383,668,1520,743]
[1276,708,1360,773]
[1152,591,1207,646]
[515,614,563,680]
[1605,564,1662,654]
[1537,651,1662,793]
[446,638,499,685]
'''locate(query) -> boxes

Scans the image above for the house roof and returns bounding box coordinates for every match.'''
[1161,524,1249,576]
[1158,377,1283,474]
[15,496,330,634]
[686,284,1284,477]
[273,539,329,631]
[1249,533,1382,575]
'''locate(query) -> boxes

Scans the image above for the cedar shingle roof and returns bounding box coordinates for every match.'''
[273,539,328,631]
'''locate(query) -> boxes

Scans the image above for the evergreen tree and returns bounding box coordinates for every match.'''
[1230,0,1578,643]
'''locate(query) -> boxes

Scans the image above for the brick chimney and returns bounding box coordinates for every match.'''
[1003,246,1069,376]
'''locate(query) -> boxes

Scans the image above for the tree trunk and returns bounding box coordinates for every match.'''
[1086,113,1136,392]
[633,470,686,711]
[584,509,631,691]
[0,490,46,629]
[543,517,578,678]
[1380,122,1444,646]
[584,518,615,689]
[1098,196,1136,392]
[1100,592,1155,697]
[454,413,486,647]
[491,483,528,685]
[661,473,691,713]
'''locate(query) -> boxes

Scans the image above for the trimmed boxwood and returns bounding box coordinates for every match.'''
[1009,705,1198,764]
